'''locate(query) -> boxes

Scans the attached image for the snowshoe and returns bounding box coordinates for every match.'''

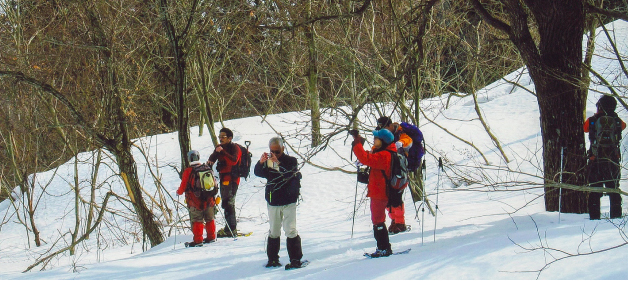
[285,260,309,270]
[184,241,203,248]
[237,231,253,237]
[264,260,282,268]
[217,228,237,238]
[364,248,411,258]
[364,248,392,258]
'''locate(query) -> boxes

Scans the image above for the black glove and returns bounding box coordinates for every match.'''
[351,135,365,147]
[348,129,359,138]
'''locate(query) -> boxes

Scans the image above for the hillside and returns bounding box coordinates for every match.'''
[0,21,627,280]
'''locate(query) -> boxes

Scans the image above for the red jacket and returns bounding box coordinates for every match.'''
[353,142,396,200]
[208,143,242,185]
[177,163,215,209]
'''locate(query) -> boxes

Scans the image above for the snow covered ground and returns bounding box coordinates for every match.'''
[1,21,627,280]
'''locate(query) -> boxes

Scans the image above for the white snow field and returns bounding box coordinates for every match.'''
[1,21,627,280]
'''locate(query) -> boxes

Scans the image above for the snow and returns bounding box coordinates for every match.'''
[1,21,628,280]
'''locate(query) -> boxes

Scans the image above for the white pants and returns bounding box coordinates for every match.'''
[267,203,298,239]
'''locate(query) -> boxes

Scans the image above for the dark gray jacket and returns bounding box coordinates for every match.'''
[254,154,301,206]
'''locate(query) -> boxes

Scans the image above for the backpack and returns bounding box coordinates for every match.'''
[188,164,218,200]
[382,150,409,190]
[591,115,622,160]
[231,141,253,179]
[399,122,425,172]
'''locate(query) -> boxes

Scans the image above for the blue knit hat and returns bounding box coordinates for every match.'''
[372,129,394,144]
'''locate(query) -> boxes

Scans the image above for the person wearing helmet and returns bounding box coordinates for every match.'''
[584,95,626,219]
[177,150,218,246]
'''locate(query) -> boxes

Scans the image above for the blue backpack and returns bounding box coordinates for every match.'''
[399,122,425,172]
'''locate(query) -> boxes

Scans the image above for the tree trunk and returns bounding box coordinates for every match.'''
[473,0,589,213]
[158,0,193,170]
[115,147,164,246]
[527,1,588,213]
[306,1,321,147]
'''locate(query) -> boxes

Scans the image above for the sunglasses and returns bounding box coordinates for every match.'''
[270,150,281,155]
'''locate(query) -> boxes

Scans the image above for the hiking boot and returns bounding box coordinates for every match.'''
[217,227,237,238]
[388,220,396,233]
[368,248,392,258]
[388,223,407,234]
[203,238,216,244]
[285,259,303,270]
[265,260,282,268]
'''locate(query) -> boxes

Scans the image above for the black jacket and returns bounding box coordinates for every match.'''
[254,153,301,206]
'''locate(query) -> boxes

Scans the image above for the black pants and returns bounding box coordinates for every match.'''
[588,159,623,219]
[220,179,239,230]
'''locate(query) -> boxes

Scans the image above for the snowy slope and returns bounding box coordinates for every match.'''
[1,21,628,280]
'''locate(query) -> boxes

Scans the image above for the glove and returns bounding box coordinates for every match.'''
[215,196,221,205]
[352,135,365,147]
[395,141,403,150]
[177,191,183,196]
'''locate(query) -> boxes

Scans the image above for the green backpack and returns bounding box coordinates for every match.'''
[189,164,218,199]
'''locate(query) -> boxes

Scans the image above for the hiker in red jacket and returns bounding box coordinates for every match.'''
[351,129,396,257]
[584,95,626,220]
[177,150,217,247]
[377,117,412,234]
[207,128,242,237]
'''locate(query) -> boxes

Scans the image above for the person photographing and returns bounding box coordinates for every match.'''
[254,137,306,269]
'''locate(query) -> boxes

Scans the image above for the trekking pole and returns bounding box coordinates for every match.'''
[215,203,238,241]
[351,162,360,239]
[434,157,442,242]
[421,160,426,245]
[174,195,179,250]
[558,147,565,223]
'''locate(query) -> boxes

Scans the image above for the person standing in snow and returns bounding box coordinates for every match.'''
[377,117,412,234]
[207,128,242,237]
[177,150,218,247]
[254,136,305,269]
[584,95,625,220]
[350,128,396,257]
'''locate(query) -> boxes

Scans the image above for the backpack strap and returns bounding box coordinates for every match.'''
[185,166,196,192]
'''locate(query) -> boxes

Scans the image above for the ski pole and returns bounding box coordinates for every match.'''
[351,163,360,239]
[421,160,426,245]
[558,147,565,223]
[174,195,179,250]
[215,201,238,241]
[434,157,442,242]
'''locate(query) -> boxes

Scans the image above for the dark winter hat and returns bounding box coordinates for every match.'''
[372,129,394,145]
[377,117,392,129]
[187,150,200,162]
[597,95,617,113]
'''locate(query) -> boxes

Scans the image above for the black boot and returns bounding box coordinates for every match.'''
[369,223,392,257]
[285,235,303,269]
[265,237,281,268]
[589,193,601,220]
[610,194,623,219]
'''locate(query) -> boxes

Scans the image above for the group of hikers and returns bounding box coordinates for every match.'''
[175,95,625,269]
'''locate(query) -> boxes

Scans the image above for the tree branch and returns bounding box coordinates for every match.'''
[469,0,512,34]
[256,0,372,31]
[0,71,110,148]
[586,3,628,22]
